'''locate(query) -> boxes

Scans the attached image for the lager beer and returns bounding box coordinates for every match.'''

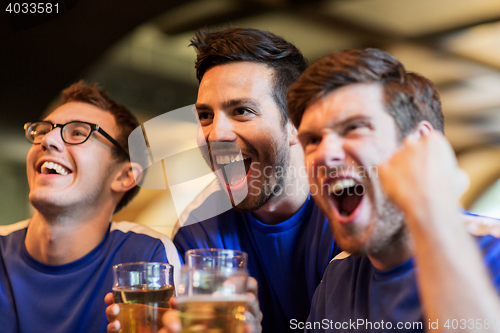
[176,295,247,333]
[112,262,174,333]
[113,284,175,333]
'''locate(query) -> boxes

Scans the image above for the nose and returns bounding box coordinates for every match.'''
[313,133,346,168]
[207,112,237,143]
[40,127,65,153]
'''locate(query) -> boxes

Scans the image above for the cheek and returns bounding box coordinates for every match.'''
[348,142,384,167]
[306,162,318,183]
[26,148,38,172]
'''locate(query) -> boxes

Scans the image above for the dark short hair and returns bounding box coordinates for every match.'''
[190,27,307,126]
[61,81,141,213]
[287,48,444,138]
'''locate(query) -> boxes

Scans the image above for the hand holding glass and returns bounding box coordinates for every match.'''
[113,262,175,333]
[176,249,249,333]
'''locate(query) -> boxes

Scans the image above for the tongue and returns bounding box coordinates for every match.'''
[221,160,248,187]
[339,191,362,216]
[42,168,58,175]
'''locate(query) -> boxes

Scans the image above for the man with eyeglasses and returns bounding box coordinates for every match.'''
[0,81,180,333]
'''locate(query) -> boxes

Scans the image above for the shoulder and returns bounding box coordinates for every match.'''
[110,221,181,279]
[173,179,233,232]
[319,251,357,283]
[174,205,241,238]
[0,219,29,236]
[326,251,354,270]
[110,221,176,252]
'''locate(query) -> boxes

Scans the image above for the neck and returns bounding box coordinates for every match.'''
[25,203,114,265]
[367,228,414,271]
[252,144,309,224]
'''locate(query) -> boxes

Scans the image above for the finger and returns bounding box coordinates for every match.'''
[245,293,259,317]
[104,292,114,306]
[162,309,182,333]
[169,297,177,309]
[105,303,120,323]
[246,277,258,297]
[107,320,121,333]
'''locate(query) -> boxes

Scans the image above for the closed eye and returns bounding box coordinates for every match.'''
[343,121,371,135]
[300,135,322,148]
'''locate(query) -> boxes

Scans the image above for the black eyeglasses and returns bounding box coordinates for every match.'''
[24,121,129,157]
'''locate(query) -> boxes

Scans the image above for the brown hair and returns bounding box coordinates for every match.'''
[190,27,307,126]
[287,48,444,139]
[61,81,141,213]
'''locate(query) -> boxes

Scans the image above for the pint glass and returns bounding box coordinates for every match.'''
[113,262,175,333]
[177,249,248,333]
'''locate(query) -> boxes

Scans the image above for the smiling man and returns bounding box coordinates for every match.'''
[171,28,340,332]
[287,48,500,332]
[0,81,180,333]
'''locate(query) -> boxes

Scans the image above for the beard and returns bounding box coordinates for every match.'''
[360,197,407,256]
[232,136,290,213]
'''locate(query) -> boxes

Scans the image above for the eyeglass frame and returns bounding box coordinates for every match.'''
[24,121,129,158]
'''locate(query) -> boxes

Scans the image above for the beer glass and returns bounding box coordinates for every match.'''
[177,249,248,333]
[113,262,175,333]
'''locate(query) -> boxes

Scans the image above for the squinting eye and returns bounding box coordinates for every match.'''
[34,129,49,136]
[343,122,370,135]
[198,112,213,120]
[72,130,86,136]
[308,137,321,145]
[234,108,248,116]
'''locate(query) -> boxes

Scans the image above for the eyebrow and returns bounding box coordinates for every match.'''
[195,98,261,111]
[42,119,86,124]
[333,115,372,129]
[298,114,372,136]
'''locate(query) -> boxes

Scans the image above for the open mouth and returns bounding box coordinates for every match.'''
[214,153,252,187]
[38,161,71,175]
[328,178,364,218]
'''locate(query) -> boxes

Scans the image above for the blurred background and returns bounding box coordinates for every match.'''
[2,0,500,236]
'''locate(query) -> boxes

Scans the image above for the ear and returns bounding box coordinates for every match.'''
[111,162,144,193]
[406,120,434,140]
[287,122,299,146]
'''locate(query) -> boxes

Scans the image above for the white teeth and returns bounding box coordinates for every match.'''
[216,154,247,165]
[329,178,357,194]
[41,161,69,175]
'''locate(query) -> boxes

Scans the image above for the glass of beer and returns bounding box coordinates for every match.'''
[113,262,175,333]
[176,249,248,333]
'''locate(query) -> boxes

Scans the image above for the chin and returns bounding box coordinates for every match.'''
[232,192,269,213]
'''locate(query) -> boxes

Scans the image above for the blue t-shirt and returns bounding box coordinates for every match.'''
[307,231,500,332]
[173,195,340,333]
[0,220,181,333]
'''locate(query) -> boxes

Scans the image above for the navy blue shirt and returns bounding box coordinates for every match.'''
[0,221,180,333]
[307,225,500,332]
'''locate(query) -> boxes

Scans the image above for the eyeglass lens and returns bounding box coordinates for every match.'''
[27,122,92,144]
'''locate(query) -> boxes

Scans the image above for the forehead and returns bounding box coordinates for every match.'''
[45,102,117,130]
[197,62,275,104]
[300,83,391,130]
